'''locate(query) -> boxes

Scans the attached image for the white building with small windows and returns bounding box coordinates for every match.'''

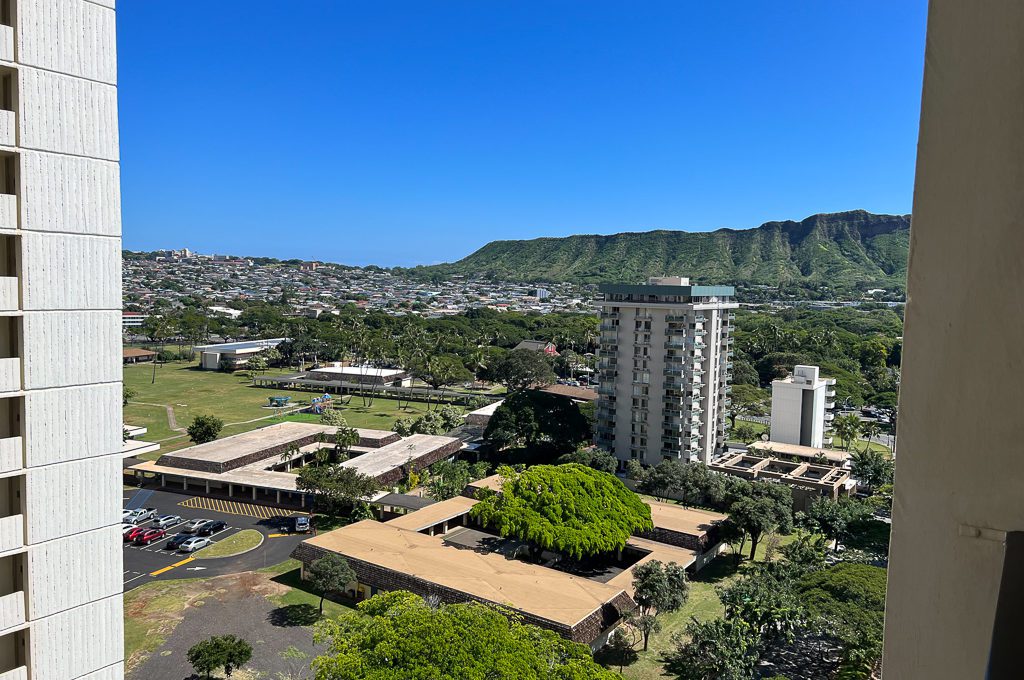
[769,365,836,448]
[595,277,737,467]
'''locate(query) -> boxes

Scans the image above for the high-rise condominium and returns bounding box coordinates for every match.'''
[595,277,737,467]
[769,364,836,448]
[0,2,124,678]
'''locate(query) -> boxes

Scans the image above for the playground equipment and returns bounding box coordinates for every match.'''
[267,396,292,408]
[308,393,333,414]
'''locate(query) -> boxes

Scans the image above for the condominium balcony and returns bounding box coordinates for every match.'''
[825,400,836,409]
[599,333,618,344]
[599,323,618,332]
[596,384,616,396]
[0,195,12,232]
[825,377,836,386]
[0,667,25,680]
[595,425,615,437]
[825,389,836,398]
[597,348,617,358]
[694,329,707,336]
[0,438,19,476]
[600,311,619,320]
[0,592,22,633]
[0,360,18,394]
[0,516,21,554]
[824,412,835,422]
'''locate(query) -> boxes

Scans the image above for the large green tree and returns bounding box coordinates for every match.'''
[491,348,557,391]
[312,591,618,680]
[187,635,253,679]
[470,464,653,560]
[629,560,689,651]
[187,414,224,445]
[306,554,356,615]
[664,618,761,680]
[296,465,380,516]
[849,448,894,492]
[484,390,591,454]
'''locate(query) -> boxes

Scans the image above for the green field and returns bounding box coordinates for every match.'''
[123,362,430,459]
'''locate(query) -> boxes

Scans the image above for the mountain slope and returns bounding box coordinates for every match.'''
[408,210,910,292]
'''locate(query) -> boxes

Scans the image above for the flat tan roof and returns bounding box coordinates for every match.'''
[130,459,300,491]
[465,474,503,494]
[159,422,335,464]
[748,440,850,464]
[304,520,627,627]
[385,495,478,531]
[607,537,699,593]
[644,500,727,537]
[340,434,459,478]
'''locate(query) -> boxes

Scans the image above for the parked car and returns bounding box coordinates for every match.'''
[121,523,137,537]
[121,509,135,522]
[123,526,149,542]
[196,520,227,537]
[153,514,182,530]
[134,528,166,546]
[293,516,310,533]
[164,533,193,550]
[178,537,211,553]
[124,508,158,524]
[184,518,211,533]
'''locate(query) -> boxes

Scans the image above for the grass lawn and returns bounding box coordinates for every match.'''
[621,533,798,680]
[194,529,264,559]
[123,362,430,459]
[264,559,354,621]
[731,418,891,453]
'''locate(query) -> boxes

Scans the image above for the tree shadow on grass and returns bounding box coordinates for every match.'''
[267,603,321,627]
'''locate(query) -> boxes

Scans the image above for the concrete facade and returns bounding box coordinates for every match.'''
[769,365,835,448]
[594,277,737,466]
[881,2,1024,677]
[0,2,125,678]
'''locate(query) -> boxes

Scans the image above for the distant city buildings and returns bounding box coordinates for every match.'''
[595,277,738,467]
[769,364,836,448]
[122,254,596,320]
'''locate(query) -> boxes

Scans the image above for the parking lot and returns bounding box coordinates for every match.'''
[122,488,309,590]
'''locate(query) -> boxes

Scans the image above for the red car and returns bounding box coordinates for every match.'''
[134,528,167,546]
[124,526,149,542]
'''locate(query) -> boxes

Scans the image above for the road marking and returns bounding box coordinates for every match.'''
[267,533,289,538]
[124,573,148,585]
[150,556,194,577]
[178,496,287,519]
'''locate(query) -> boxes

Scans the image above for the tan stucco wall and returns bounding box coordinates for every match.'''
[882,2,1024,677]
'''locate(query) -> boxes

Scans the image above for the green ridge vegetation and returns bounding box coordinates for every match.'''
[405,210,910,295]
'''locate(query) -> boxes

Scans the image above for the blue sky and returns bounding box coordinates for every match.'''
[117,1,927,266]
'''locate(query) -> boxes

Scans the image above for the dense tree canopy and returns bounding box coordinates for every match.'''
[311,591,618,680]
[296,465,380,516]
[470,464,653,559]
[187,414,224,445]
[490,349,558,391]
[484,390,592,454]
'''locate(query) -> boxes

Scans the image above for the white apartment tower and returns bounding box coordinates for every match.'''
[0,2,124,678]
[595,277,737,467]
[769,365,836,448]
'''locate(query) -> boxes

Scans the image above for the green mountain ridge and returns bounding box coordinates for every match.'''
[407,210,910,294]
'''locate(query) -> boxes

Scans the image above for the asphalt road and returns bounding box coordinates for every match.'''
[122,488,308,590]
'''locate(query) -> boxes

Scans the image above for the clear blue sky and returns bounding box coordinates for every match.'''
[117,1,927,266]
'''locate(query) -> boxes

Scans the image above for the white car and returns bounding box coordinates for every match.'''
[184,518,210,533]
[178,537,211,553]
[121,523,137,536]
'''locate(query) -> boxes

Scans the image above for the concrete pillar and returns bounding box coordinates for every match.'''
[160,474,165,487]
[205,481,210,494]
[882,2,1024,676]
[228,483,233,497]
[252,487,257,500]
[276,490,281,504]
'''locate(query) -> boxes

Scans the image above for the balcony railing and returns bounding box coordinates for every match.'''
[0,111,12,148]
[0,438,20,475]
[825,389,836,398]
[0,516,23,554]
[0,195,14,231]
[0,359,18,393]
[596,384,616,396]
[0,592,23,632]
[0,667,27,680]
[825,400,836,409]
[599,323,618,332]
[0,26,11,62]
[0,278,15,312]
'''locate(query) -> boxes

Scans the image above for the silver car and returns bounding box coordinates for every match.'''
[184,518,210,533]
[178,536,211,553]
[153,514,182,529]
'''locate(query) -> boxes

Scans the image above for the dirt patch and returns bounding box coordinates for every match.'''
[125,571,293,674]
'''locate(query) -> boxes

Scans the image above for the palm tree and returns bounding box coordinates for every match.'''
[860,421,882,452]
[833,413,863,451]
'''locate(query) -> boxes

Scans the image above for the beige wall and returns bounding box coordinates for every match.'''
[882,1,1024,677]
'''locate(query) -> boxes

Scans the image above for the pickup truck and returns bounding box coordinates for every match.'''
[124,508,157,524]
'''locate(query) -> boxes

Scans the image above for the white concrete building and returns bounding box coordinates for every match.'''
[196,338,288,370]
[595,277,737,467]
[0,2,126,678]
[769,365,836,448]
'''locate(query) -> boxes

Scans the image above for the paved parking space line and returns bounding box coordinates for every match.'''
[150,556,194,577]
[178,496,288,520]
